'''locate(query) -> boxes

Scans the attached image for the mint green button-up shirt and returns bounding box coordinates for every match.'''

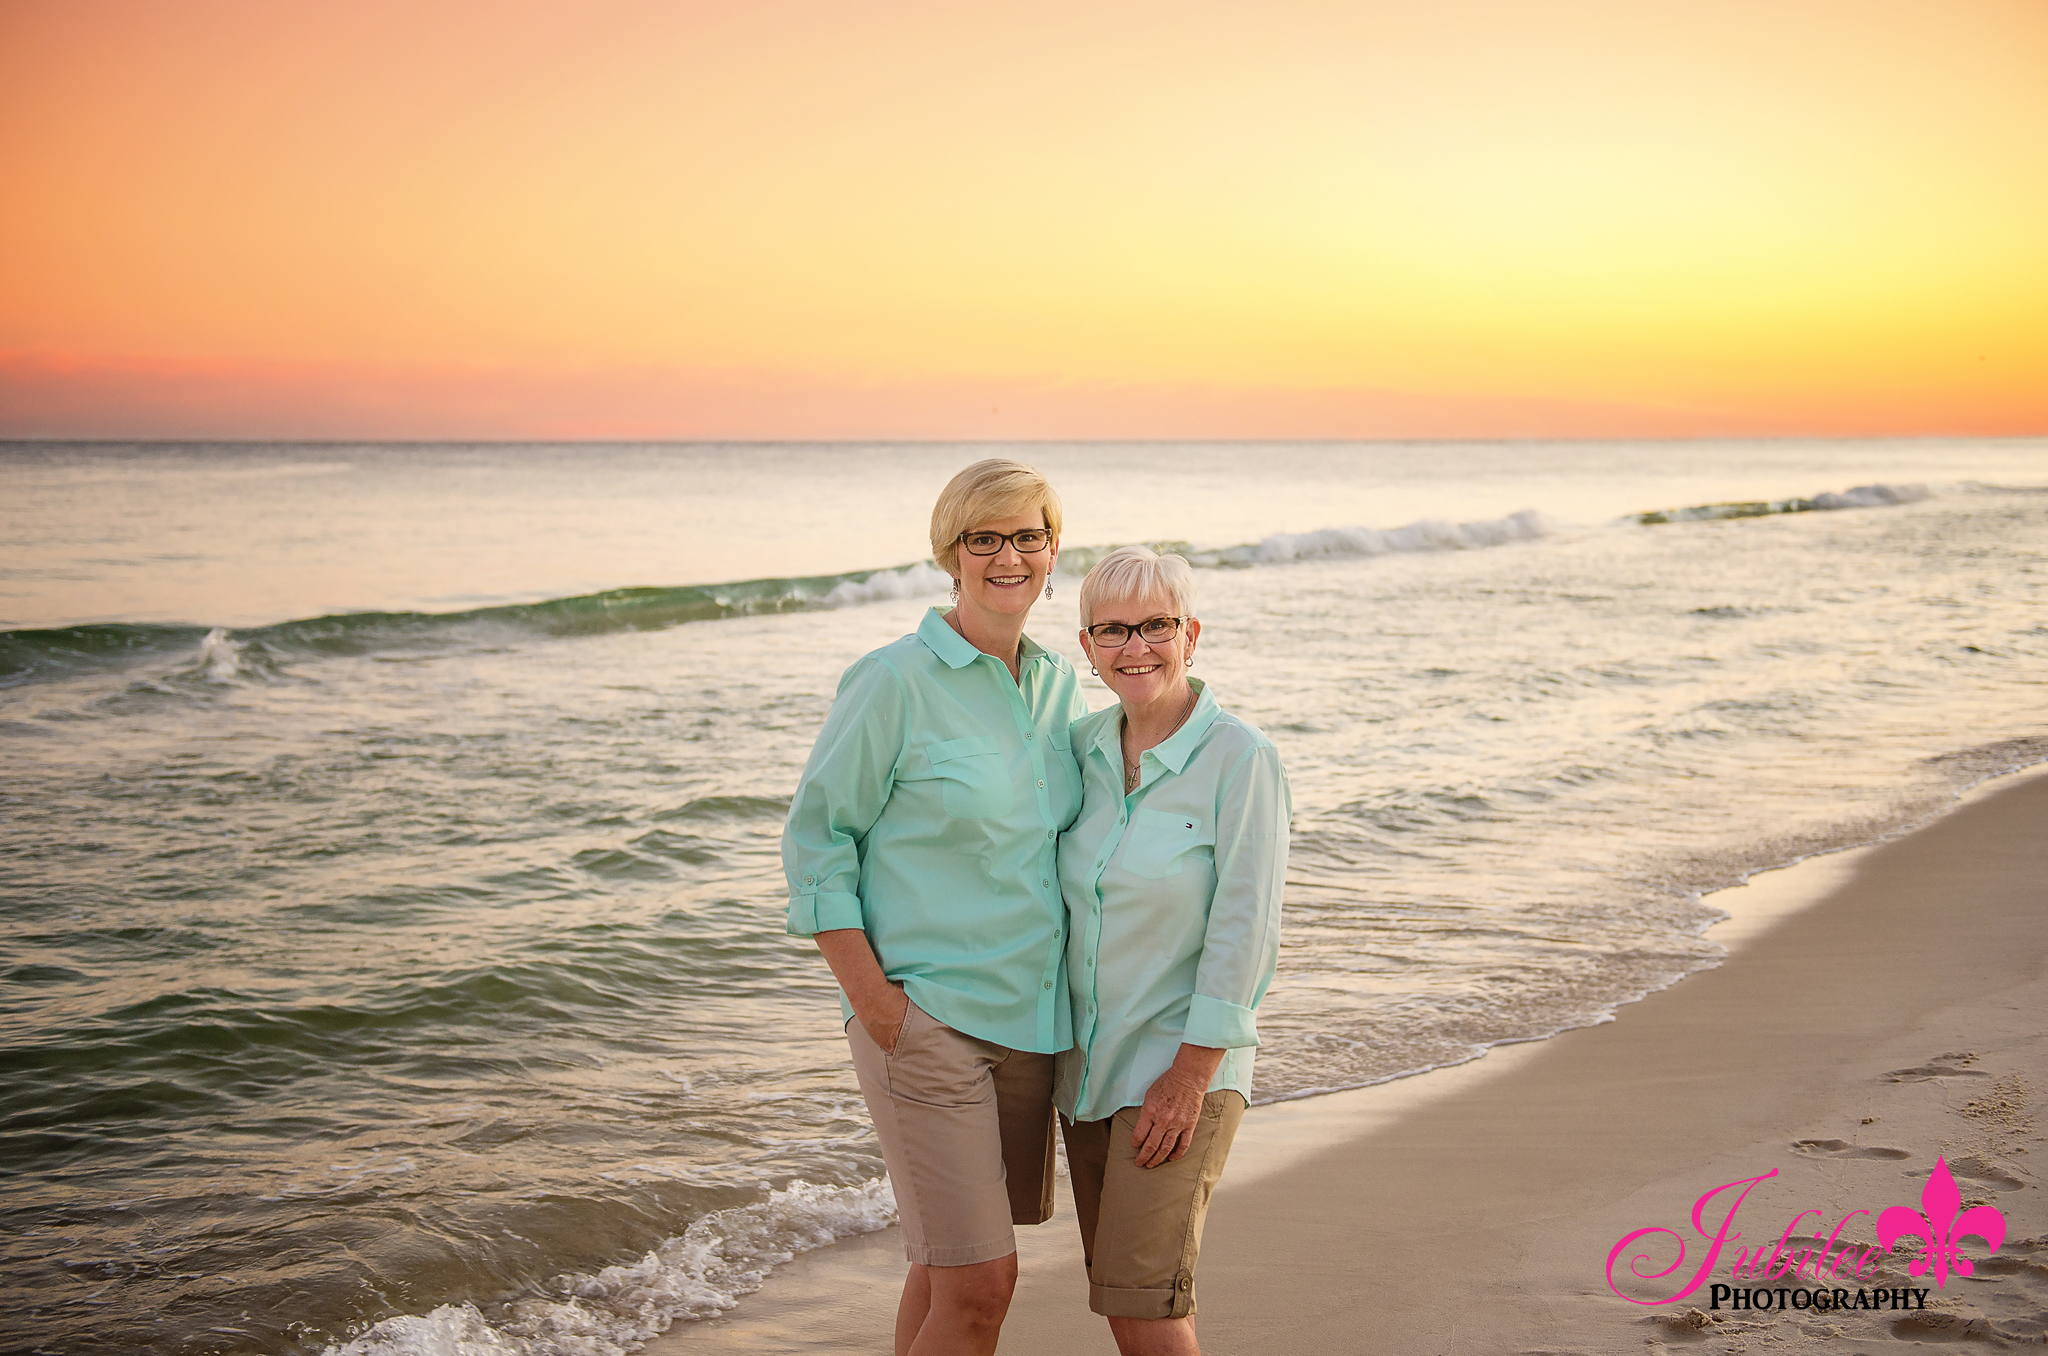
[1056,679,1289,1122]
[783,607,1089,1054]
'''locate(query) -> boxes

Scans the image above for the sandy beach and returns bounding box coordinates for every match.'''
[663,764,2048,1353]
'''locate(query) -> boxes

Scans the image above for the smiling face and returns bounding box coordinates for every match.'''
[1080,588,1202,711]
[952,511,1057,625]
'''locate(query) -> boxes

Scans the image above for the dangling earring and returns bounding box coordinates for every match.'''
[949,578,959,602]
[1089,666,1098,676]
[1044,582,1053,600]
[1185,649,1195,667]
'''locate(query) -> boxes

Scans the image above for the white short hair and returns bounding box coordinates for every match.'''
[1078,545,1197,626]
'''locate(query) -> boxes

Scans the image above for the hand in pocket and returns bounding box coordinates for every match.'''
[863,983,911,1054]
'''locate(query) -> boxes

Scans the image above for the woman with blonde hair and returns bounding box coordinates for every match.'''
[1057,545,1289,1356]
[782,459,1087,1356]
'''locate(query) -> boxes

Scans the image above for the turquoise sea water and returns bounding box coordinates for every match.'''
[2,439,2044,1355]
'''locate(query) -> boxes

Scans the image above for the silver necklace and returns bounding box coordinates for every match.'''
[1124,685,1198,793]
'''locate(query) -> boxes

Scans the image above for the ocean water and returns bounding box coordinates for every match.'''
[2,438,2044,1355]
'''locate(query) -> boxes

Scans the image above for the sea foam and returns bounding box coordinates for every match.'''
[817,561,951,608]
[324,1179,895,1356]
[194,626,242,680]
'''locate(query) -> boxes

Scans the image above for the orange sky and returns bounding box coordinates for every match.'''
[2,0,2044,439]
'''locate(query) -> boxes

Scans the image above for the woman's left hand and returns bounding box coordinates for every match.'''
[1130,1066,1206,1168]
[1131,1043,1226,1168]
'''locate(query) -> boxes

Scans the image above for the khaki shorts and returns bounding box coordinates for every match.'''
[847,999,1056,1266]
[1061,1091,1246,1319]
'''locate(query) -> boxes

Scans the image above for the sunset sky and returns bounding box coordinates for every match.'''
[2,0,2044,439]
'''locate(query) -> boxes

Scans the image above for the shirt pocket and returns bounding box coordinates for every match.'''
[1042,722,1080,814]
[926,736,1016,819]
[1119,806,1210,880]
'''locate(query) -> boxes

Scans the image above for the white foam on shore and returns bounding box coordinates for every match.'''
[322,1179,895,1356]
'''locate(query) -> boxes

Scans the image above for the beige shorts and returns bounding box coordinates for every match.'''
[847,999,1057,1266]
[1061,1091,1246,1319]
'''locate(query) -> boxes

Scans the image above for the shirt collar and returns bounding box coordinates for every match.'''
[1089,678,1220,774]
[1149,678,1220,772]
[916,606,1057,673]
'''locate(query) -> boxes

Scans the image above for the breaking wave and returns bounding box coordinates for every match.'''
[0,485,1934,689]
[0,563,953,688]
[1625,482,1931,525]
[1196,508,1547,565]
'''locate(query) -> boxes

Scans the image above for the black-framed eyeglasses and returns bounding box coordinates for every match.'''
[957,527,1053,555]
[1083,615,1185,646]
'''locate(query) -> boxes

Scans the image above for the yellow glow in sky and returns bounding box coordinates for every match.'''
[2,0,2044,437]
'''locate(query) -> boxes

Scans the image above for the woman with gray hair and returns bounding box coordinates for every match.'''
[1056,545,1289,1355]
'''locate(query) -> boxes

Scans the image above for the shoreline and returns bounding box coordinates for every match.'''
[654,764,2048,1352]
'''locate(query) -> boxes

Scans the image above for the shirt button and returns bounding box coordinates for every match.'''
[1043,980,1054,990]
[1046,830,1055,839]
[1087,957,1094,966]
[1177,1276,1192,1292]
[803,875,814,886]
[1025,731,1035,740]
[1037,779,1045,788]
[1052,929,1060,938]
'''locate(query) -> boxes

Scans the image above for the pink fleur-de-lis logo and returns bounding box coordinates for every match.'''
[1875,1157,2006,1289]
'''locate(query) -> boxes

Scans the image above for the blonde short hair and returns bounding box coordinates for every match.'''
[1079,545,1197,626]
[930,459,1064,577]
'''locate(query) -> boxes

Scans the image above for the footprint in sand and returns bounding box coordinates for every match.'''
[1791,1138,1912,1160]
[1965,1244,2046,1277]
[1882,1052,1989,1082]
[1937,1155,2028,1191]
[1891,1312,2000,1342]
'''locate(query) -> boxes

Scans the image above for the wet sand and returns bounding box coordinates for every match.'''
[663,765,2048,1352]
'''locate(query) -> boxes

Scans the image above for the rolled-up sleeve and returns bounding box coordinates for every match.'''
[781,656,904,936]
[1182,743,1289,1049]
